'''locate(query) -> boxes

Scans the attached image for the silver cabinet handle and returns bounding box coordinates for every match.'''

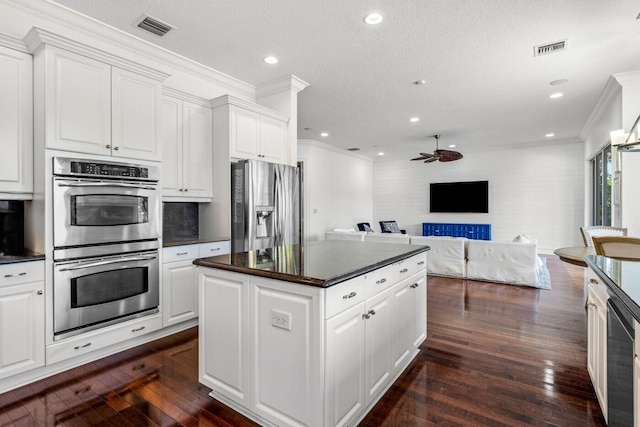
[74,342,92,350]
[376,278,387,284]
[589,278,598,284]
[4,272,27,278]
[176,252,188,256]
[113,146,119,151]
[184,189,188,192]
[418,261,425,265]
[209,248,220,252]
[363,309,376,319]
[410,283,419,289]
[106,144,111,149]
[132,326,146,333]
[342,291,357,299]
[37,290,43,295]
[400,268,409,273]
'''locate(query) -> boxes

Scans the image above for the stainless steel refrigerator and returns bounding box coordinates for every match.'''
[231,159,300,253]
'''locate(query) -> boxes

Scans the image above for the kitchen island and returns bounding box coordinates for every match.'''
[194,240,429,427]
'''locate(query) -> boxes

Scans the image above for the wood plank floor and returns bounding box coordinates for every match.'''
[0,256,606,426]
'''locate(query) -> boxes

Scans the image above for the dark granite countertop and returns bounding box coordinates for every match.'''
[163,238,229,248]
[194,240,429,287]
[0,249,45,265]
[585,255,640,321]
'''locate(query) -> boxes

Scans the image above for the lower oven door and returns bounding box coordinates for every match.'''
[53,250,159,340]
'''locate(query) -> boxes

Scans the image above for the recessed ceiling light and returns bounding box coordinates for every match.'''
[550,79,568,85]
[320,132,329,137]
[378,152,385,156]
[410,117,420,123]
[263,56,278,65]
[413,80,426,86]
[364,12,383,25]
[549,92,563,99]
[448,144,456,148]
[546,133,555,138]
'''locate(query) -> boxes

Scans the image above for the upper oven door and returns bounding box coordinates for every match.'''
[53,177,160,248]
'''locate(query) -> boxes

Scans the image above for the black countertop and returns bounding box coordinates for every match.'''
[0,249,45,265]
[194,240,429,287]
[585,255,640,321]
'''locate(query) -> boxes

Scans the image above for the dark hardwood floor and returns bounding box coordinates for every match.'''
[0,256,606,426]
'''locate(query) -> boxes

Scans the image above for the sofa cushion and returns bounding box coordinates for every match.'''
[465,240,540,286]
[325,230,366,242]
[364,233,410,244]
[410,236,466,278]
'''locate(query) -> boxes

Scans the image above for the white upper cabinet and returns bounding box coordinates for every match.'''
[211,95,292,166]
[161,91,213,200]
[0,45,33,198]
[27,29,169,161]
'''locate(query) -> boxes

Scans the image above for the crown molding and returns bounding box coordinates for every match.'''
[162,87,210,107]
[0,31,28,53]
[210,94,290,123]
[256,74,310,99]
[5,0,255,98]
[25,26,170,81]
[579,76,622,141]
[613,70,640,86]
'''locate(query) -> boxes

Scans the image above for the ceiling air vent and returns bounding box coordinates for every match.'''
[534,39,567,57]
[136,15,174,37]
[347,148,360,151]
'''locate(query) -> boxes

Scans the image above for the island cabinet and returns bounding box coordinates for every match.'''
[635,319,640,427]
[161,90,213,200]
[198,246,427,427]
[586,273,608,422]
[210,94,292,166]
[0,261,44,381]
[27,29,169,161]
[0,45,33,199]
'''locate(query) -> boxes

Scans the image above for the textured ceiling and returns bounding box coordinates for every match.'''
[52,0,640,160]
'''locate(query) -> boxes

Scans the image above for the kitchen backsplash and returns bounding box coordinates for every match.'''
[0,200,24,255]
[163,202,199,242]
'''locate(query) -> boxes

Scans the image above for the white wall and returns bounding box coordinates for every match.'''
[373,142,585,254]
[298,140,373,242]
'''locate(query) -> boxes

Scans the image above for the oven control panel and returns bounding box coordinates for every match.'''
[53,157,159,181]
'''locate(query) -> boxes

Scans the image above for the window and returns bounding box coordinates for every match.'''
[591,145,612,226]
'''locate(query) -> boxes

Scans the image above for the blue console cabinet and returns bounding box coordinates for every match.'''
[422,223,492,240]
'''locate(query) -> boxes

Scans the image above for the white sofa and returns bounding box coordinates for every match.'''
[325,231,545,288]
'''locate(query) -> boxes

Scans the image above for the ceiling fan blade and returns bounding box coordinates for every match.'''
[410,156,426,161]
[424,157,438,163]
[410,152,436,161]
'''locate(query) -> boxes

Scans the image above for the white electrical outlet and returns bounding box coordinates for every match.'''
[271,309,292,331]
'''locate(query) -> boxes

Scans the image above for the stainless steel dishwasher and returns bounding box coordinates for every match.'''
[607,295,634,426]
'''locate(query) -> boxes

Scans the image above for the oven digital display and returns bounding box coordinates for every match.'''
[70,161,149,178]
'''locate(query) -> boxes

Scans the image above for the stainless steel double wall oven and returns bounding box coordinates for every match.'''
[52,157,160,340]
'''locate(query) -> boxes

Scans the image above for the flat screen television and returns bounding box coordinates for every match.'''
[429,180,488,213]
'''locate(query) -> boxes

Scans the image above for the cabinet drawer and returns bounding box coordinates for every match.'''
[199,241,230,258]
[0,260,44,287]
[47,314,162,365]
[397,253,426,281]
[364,264,399,299]
[325,275,365,319]
[163,245,199,263]
[413,253,427,272]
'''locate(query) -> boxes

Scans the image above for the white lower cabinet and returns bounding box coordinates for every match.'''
[0,261,44,380]
[199,251,427,427]
[163,242,230,327]
[634,319,640,427]
[586,273,608,422]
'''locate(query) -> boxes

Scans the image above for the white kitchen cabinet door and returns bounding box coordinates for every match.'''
[182,102,212,198]
[412,274,427,348]
[230,106,261,160]
[587,278,608,423]
[0,46,33,197]
[160,96,183,197]
[259,115,289,164]
[390,280,414,373]
[325,302,366,427]
[44,46,111,156]
[162,260,198,327]
[0,263,45,380]
[199,269,250,407]
[112,67,161,161]
[364,286,394,404]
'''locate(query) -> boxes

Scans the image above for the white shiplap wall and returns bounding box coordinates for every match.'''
[372,142,585,254]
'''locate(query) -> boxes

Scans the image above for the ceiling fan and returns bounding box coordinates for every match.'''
[410,134,463,163]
